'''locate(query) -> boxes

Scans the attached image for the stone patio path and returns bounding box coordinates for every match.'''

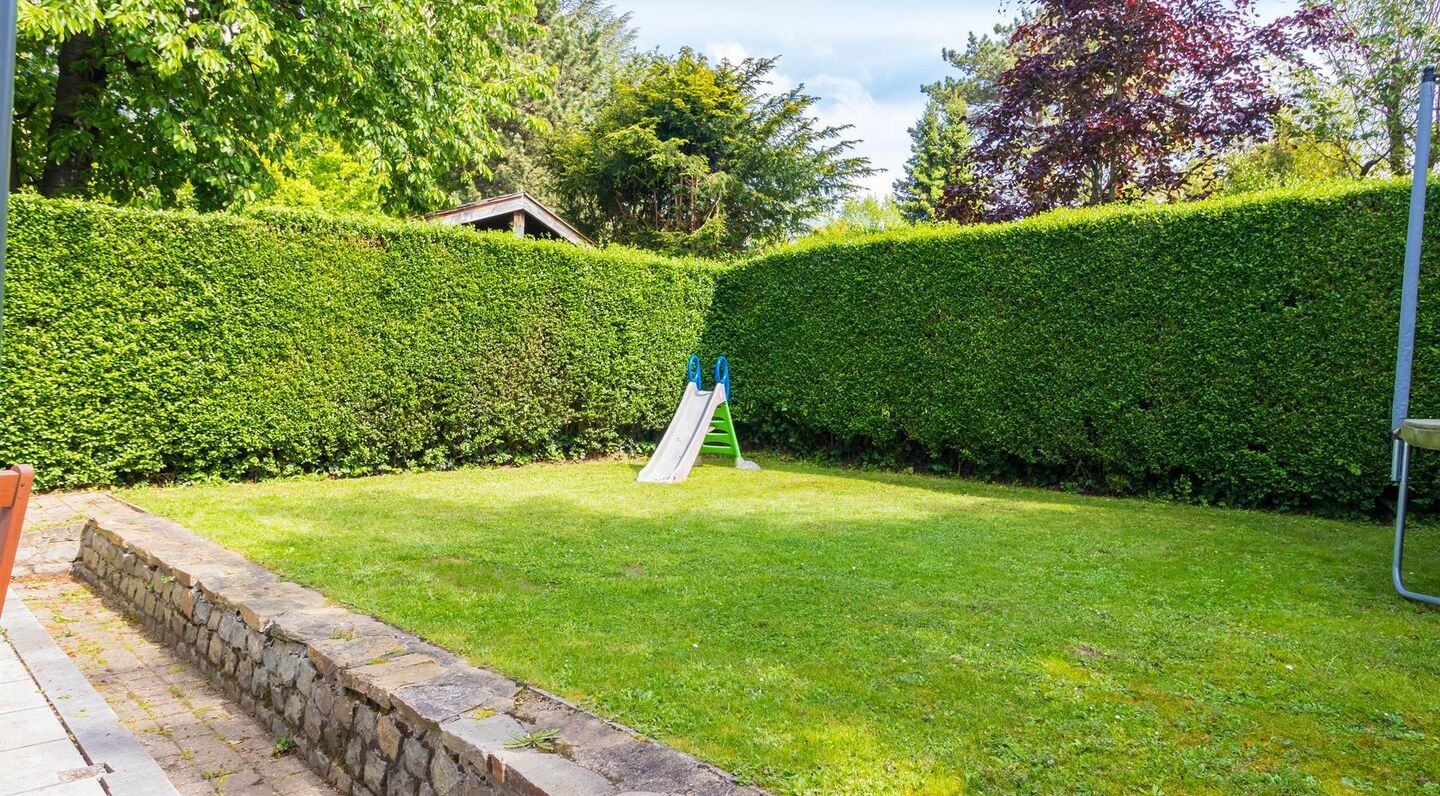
[15,575,337,796]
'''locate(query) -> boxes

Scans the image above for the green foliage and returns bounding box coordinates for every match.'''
[551,49,874,257]
[893,98,971,224]
[272,735,296,758]
[0,195,715,489]
[1295,0,1440,178]
[14,0,549,213]
[707,180,1439,516]
[11,180,1438,517]
[457,0,638,207]
[504,728,561,751]
[260,139,388,217]
[894,25,1013,222]
[1217,114,1358,196]
[803,195,910,241]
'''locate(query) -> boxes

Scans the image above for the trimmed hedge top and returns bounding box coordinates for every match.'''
[1,196,716,488]
[706,179,1440,516]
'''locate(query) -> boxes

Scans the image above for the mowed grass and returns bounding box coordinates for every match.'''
[127,458,1440,795]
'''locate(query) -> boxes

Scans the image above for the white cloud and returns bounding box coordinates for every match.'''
[703,41,751,64]
[806,75,927,196]
[620,1,991,198]
[625,1,999,51]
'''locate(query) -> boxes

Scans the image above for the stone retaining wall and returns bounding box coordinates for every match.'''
[74,496,760,796]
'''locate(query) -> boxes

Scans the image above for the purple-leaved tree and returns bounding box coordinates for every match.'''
[940,0,1341,223]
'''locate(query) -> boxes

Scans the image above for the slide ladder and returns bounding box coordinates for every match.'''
[701,401,742,458]
[636,356,760,484]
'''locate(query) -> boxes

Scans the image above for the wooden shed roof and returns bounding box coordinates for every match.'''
[423,192,593,247]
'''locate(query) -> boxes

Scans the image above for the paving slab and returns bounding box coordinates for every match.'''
[24,782,107,796]
[0,654,27,684]
[0,673,47,714]
[1,704,72,751]
[0,737,91,793]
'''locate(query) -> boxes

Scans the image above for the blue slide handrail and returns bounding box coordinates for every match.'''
[687,355,702,390]
[714,356,731,399]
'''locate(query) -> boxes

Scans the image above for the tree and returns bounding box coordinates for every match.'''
[457,0,637,207]
[805,195,910,240]
[940,0,1338,223]
[550,49,874,256]
[1215,111,1357,195]
[895,25,1015,222]
[13,1,549,213]
[1291,0,1440,179]
[894,89,973,223]
[260,139,387,216]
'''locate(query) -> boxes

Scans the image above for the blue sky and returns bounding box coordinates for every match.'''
[617,0,1295,197]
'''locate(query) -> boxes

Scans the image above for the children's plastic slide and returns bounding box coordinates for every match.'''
[636,356,761,484]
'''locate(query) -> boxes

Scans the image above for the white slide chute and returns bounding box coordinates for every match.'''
[636,356,760,484]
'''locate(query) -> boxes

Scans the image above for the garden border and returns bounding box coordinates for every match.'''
[71,494,761,796]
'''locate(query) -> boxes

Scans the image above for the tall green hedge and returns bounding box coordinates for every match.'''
[5,183,1436,515]
[0,196,716,488]
[706,180,1440,516]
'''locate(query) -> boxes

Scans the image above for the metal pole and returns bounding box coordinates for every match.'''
[1392,66,1436,480]
[1393,441,1440,604]
[0,0,16,365]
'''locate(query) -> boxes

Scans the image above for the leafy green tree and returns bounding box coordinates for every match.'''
[1216,112,1357,195]
[805,195,911,240]
[458,0,636,206]
[13,0,549,212]
[550,49,874,256]
[1295,0,1440,178]
[260,139,387,216]
[894,26,1014,222]
[895,97,971,223]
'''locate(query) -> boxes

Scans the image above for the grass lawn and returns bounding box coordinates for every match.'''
[127,457,1440,795]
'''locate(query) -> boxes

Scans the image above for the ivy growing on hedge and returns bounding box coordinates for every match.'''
[0,196,716,488]
[705,180,1440,516]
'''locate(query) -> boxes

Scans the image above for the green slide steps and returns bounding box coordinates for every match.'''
[701,401,742,457]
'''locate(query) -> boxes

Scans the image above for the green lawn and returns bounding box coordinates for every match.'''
[128,458,1440,795]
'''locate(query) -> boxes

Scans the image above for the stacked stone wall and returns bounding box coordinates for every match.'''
[75,499,757,796]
